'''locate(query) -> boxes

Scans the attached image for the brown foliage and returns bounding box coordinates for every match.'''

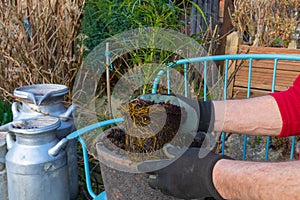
[232,0,300,47]
[0,0,85,102]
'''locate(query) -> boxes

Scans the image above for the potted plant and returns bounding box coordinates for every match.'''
[95,97,206,199]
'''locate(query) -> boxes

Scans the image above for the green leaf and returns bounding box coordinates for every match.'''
[188,0,208,26]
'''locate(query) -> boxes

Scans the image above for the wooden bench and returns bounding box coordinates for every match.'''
[226,34,300,99]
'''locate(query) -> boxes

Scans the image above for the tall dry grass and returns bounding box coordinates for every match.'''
[232,0,300,47]
[0,0,85,102]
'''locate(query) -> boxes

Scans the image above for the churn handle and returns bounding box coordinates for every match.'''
[59,104,76,121]
[48,138,69,157]
[11,102,21,120]
[6,132,15,150]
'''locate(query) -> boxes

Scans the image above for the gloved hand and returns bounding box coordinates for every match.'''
[137,147,232,200]
[139,94,214,133]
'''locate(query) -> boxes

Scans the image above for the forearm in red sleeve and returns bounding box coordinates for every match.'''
[269,75,300,137]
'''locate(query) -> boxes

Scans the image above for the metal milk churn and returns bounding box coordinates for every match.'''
[6,117,69,200]
[0,132,8,200]
[12,84,78,199]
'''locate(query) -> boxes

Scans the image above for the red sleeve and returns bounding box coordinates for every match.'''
[269,75,300,138]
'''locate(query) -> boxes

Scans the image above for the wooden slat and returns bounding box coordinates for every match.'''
[227,45,300,98]
[250,60,300,72]
[239,45,300,55]
[238,45,300,72]
[233,86,270,99]
[225,32,242,98]
[234,66,298,91]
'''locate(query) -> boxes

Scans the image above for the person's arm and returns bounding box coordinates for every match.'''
[138,75,300,200]
[213,95,282,136]
[139,146,300,200]
[141,75,300,137]
[213,74,300,137]
[213,159,300,200]
[140,94,283,137]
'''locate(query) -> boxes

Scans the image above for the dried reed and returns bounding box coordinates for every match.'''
[0,0,85,102]
[119,99,185,154]
[232,0,300,47]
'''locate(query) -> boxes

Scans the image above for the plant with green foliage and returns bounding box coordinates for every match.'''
[81,0,185,52]
[0,100,12,125]
[80,0,189,99]
[78,0,220,121]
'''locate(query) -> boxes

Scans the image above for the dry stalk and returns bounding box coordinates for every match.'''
[0,0,85,103]
[119,99,184,155]
[232,0,300,47]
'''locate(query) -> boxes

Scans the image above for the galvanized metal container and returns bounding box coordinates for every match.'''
[12,84,78,199]
[0,132,8,200]
[13,84,74,137]
[6,117,69,200]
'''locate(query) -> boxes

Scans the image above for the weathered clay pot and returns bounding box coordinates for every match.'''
[96,126,204,200]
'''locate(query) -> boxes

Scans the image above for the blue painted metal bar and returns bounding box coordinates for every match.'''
[265,59,279,161]
[95,191,107,200]
[246,58,253,92]
[291,136,296,160]
[265,138,271,159]
[246,58,253,96]
[167,66,171,94]
[242,58,254,160]
[221,132,226,155]
[152,70,166,94]
[67,118,124,140]
[221,59,230,155]
[271,58,278,93]
[242,138,247,160]
[175,54,300,64]
[223,59,229,100]
[78,136,97,199]
[109,58,114,71]
[23,16,32,39]
[204,61,207,101]
[288,55,296,157]
[184,63,188,97]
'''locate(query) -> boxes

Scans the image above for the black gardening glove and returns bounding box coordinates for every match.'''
[139,94,214,133]
[138,147,232,200]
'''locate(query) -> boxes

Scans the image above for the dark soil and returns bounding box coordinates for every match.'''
[106,128,206,151]
[118,98,186,153]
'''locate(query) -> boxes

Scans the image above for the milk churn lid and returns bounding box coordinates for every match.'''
[9,116,61,134]
[14,84,68,105]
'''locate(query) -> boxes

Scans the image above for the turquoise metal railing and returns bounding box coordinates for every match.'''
[152,54,300,161]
